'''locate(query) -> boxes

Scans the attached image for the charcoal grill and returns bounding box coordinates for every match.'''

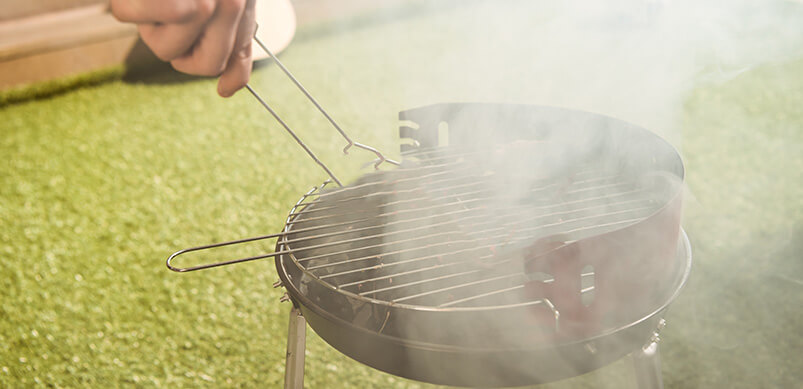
[167,36,690,389]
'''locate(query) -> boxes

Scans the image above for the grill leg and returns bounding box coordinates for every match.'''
[284,306,307,389]
[632,317,667,389]
[631,339,663,389]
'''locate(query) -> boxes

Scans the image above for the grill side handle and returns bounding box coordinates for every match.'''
[166,232,288,272]
[166,182,324,273]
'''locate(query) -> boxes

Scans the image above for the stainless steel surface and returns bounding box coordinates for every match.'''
[284,306,306,389]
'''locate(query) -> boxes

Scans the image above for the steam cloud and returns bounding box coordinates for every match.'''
[342,0,803,144]
[285,0,802,386]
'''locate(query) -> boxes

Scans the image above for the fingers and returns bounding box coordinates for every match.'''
[217,0,256,97]
[170,0,246,77]
[138,19,208,61]
[113,0,216,61]
[110,0,213,24]
[112,0,259,96]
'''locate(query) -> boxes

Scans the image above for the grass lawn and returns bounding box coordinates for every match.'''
[1,2,801,388]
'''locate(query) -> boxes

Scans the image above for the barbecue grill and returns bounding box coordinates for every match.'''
[167,36,691,389]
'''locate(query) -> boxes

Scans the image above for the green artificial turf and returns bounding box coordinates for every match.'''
[1,2,801,388]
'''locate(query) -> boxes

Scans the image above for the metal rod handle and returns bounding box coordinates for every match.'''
[167,184,323,272]
[166,231,289,272]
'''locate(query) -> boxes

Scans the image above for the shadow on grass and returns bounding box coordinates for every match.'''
[120,39,205,86]
[120,39,278,87]
[0,66,124,109]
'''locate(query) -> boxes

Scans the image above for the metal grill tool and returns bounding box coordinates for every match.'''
[245,32,398,188]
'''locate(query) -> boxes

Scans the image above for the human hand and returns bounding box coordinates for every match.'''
[110,0,256,97]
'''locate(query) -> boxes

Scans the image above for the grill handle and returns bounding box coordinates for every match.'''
[166,232,288,272]
[167,182,324,272]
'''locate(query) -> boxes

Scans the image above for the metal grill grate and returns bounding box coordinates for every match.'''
[284,147,662,309]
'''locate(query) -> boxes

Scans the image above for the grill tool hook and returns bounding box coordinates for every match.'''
[245,26,399,187]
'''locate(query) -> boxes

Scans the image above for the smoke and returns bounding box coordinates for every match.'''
[281,0,802,387]
[324,0,803,145]
[361,1,800,386]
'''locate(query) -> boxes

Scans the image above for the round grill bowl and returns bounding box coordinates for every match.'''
[274,104,689,387]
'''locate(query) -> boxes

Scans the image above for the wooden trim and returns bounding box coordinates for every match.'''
[1,0,104,22]
[0,4,139,89]
[0,35,138,90]
[0,5,135,62]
